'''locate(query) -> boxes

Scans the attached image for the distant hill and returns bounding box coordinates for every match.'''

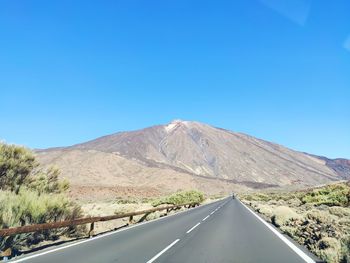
[36,120,343,200]
[304,154,350,180]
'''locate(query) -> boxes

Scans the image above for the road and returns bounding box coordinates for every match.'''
[11,197,319,263]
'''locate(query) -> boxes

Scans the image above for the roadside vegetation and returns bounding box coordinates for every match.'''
[151,190,205,207]
[79,190,207,235]
[0,142,84,256]
[240,182,350,263]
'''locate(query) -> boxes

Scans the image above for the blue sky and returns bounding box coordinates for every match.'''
[0,0,349,158]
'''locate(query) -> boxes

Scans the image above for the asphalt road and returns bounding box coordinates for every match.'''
[11,197,319,263]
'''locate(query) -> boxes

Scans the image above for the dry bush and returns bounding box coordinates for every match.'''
[317,237,342,263]
[271,206,303,227]
[255,204,274,219]
[328,206,350,218]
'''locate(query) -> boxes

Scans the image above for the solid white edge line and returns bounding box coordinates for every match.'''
[202,215,210,221]
[186,222,201,234]
[146,239,180,263]
[239,200,315,263]
[10,198,229,263]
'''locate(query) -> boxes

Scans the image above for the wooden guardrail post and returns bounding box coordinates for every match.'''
[129,215,134,225]
[88,222,95,238]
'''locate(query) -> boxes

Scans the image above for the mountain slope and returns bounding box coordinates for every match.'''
[305,154,350,180]
[37,148,248,201]
[65,120,339,187]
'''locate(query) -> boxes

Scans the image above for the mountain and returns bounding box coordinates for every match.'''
[36,120,343,200]
[305,154,350,180]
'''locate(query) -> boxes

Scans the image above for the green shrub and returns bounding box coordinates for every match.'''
[0,189,84,251]
[301,184,349,207]
[0,143,36,193]
[152,190,204,207]
[25,166,69,195]
[0,142,70,195]
[0,142,85,252]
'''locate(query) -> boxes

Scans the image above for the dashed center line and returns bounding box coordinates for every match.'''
[146,239,180,263]
[186,222,201,234]
[147,202,225,261]
[202,215,210,221]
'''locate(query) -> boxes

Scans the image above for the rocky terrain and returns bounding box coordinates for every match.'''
[36,120,345,201]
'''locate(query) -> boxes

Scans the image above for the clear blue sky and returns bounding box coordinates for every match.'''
[0,0,349,158]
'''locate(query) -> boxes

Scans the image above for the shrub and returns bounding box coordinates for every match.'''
[0,189,84,251]
[340,236,350,263]
[328,206,350,218]
[0,143,37,193]
[241,193,272,202]
[271,206,302,227]
[25,166,69,195]
[152,190,204,207]
[306,209,334,224]
[301,184,350,207]
[115,198,140,205]
[0,142,84,253]
[257,205,274,218]
[0,142,70,195]
[317,237,342,263]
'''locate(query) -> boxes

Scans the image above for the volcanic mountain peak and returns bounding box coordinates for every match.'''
[164,119,188,132]
[59,120,341,186]
[36,120,348,199]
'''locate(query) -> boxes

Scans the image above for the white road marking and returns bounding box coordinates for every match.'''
[186,222,201,234]
[210,211,215,215]
[239,200,315,263]
[146,239,180,263]
[202,215,210,221]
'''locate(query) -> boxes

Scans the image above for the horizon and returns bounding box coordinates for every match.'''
[1,0,349,159]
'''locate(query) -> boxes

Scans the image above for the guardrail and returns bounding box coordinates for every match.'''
[0,202,199,238]
[0,202,200,260]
